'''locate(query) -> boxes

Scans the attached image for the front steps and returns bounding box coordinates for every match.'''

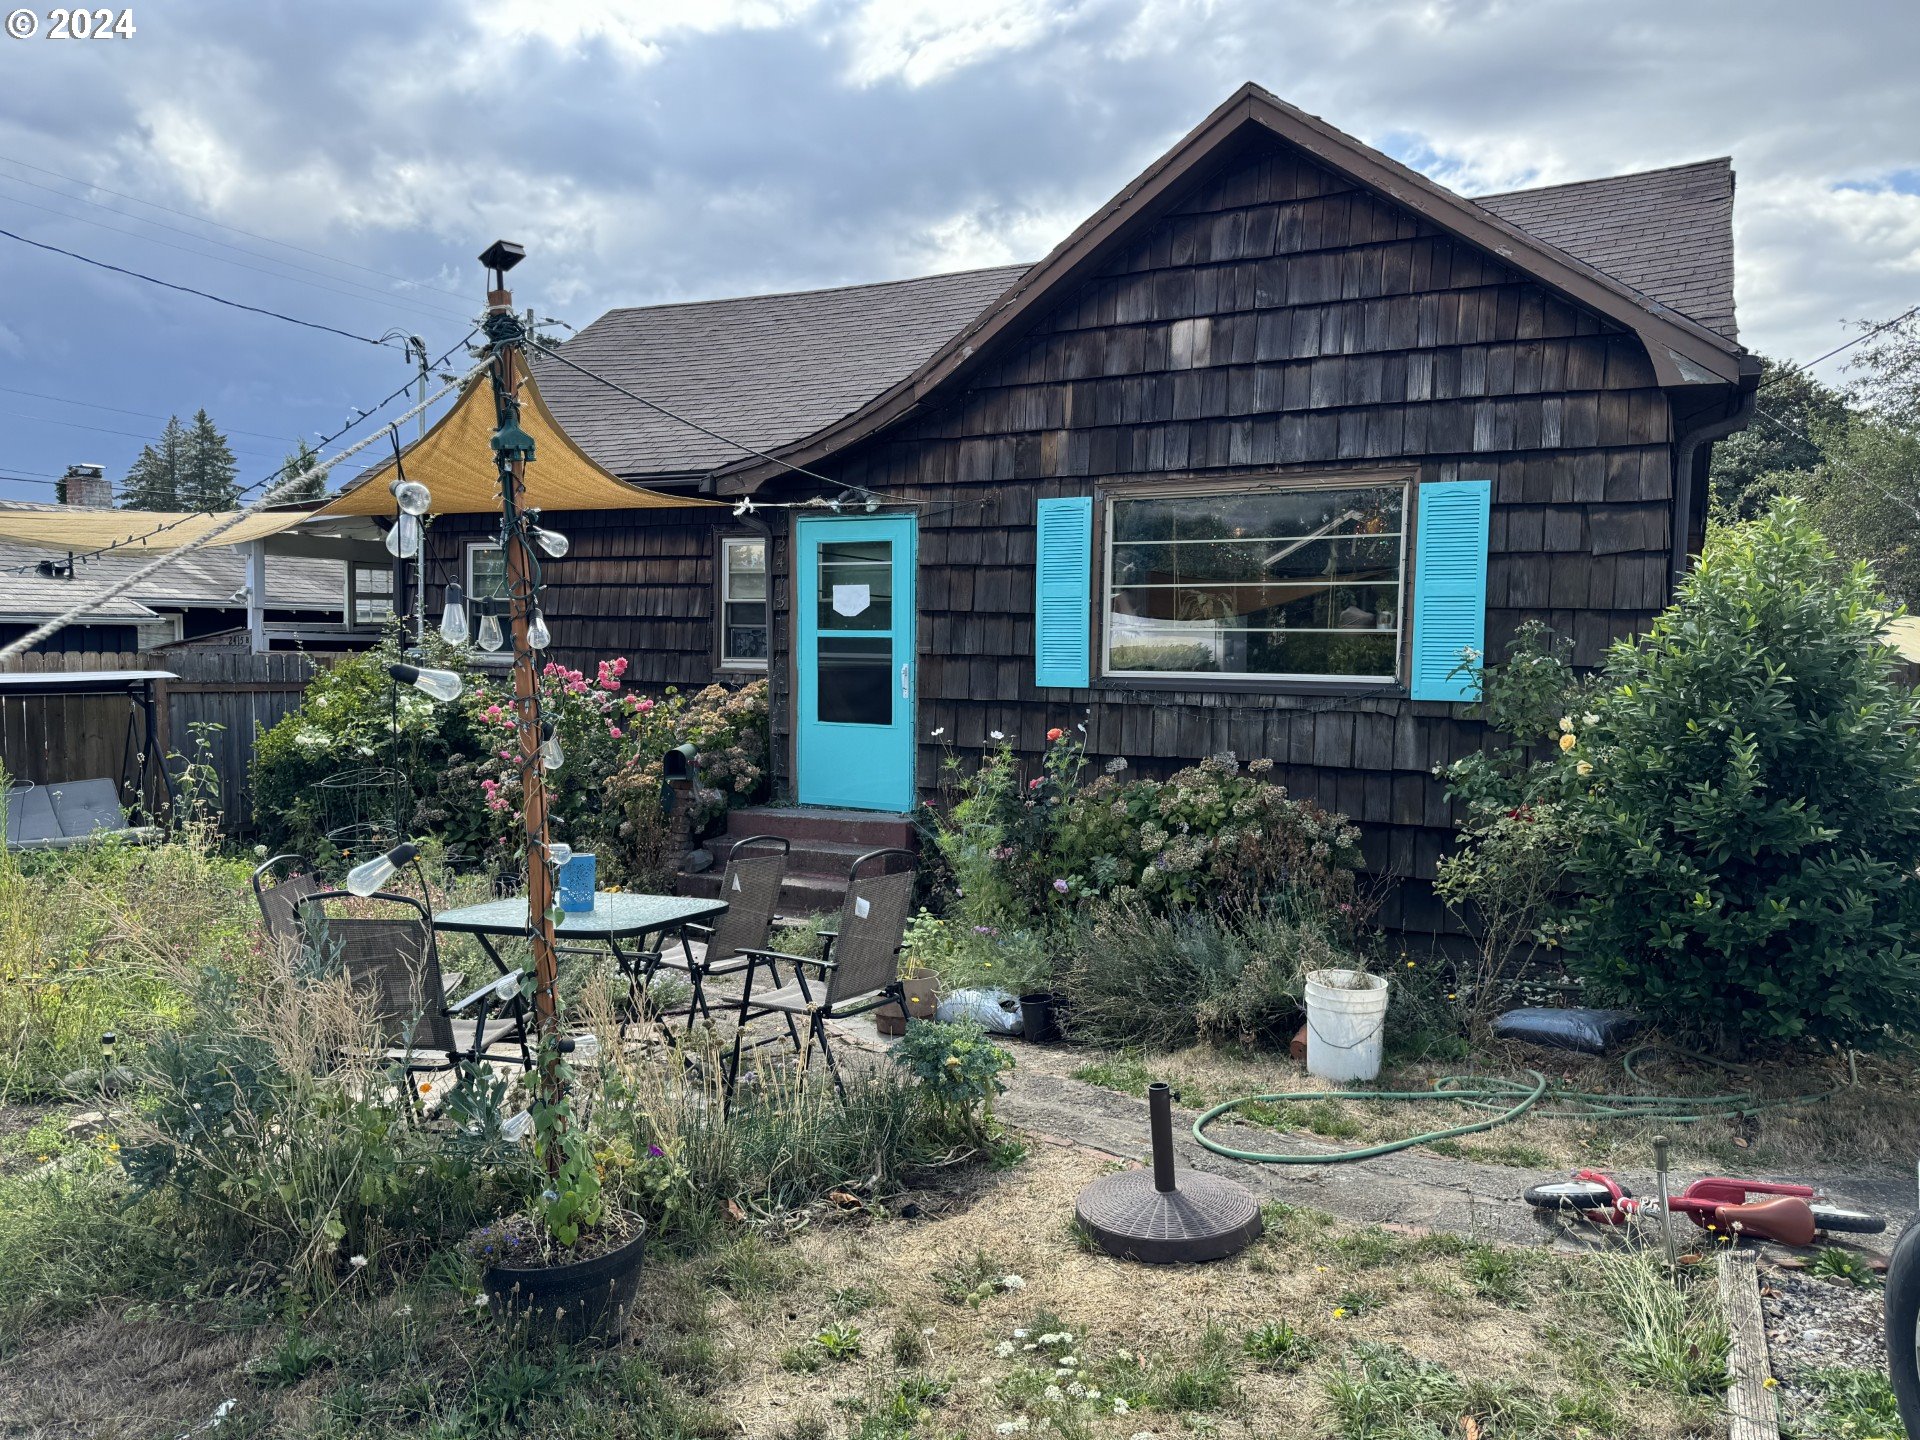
[675,805,918,916]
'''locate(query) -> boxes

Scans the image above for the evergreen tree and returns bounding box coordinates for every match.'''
[119,415,190,509]
[181,408,239,510]
[274,438,325,503]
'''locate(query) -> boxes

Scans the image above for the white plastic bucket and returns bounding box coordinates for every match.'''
[1303,968,1390,1083]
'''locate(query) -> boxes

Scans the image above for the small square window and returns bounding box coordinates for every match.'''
[721,537,768,667]
[467,543,509,605]
[351,565,394,626]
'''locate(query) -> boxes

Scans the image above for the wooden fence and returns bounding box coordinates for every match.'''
[0,650,323,833]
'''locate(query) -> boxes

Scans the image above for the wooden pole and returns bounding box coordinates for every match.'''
[483,285,561,1056]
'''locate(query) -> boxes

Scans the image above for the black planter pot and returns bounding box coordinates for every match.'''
[1020,992,1060,1043]
[482,1219,648,1346]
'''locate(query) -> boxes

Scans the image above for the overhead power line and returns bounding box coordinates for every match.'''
[0,385,298,445]
[0,151,472,301]
[0,226,426,348]
[1762,304,1920,394]
[0,408,284,458]
[0,184,472,326]
[1752,403,1920,523]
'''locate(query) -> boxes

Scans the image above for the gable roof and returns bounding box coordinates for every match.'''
[715,83,1750,492]
[532,266,1030,482]
[1477,159,1737,341]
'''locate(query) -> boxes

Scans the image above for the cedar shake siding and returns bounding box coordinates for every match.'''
[752,136,1698,935]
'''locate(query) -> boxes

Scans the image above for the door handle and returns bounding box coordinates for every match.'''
[900,663,910,699]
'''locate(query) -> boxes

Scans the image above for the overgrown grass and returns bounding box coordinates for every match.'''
[1587,1251,1730,1397]
[1785,1366,1904,1439]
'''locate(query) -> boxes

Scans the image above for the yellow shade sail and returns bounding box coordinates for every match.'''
[0,508,310,550]
[318,371,716,517]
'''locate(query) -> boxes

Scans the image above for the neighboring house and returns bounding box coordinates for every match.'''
[0,502,354,654]
[423,83,1756,935]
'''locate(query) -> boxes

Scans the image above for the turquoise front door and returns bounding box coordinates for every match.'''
[795,514,916,811]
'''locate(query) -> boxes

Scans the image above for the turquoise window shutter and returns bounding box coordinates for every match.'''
[1410,479,1492,701]
[1034,496,1093,688]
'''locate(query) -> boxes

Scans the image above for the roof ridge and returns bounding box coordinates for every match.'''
[587,262,1033,320]
[1477,156,1732,203]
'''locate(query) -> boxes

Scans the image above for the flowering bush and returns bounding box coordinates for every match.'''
[1557,505,1920,1053]
[254,632,768,883]
[891,1018,1013,1122]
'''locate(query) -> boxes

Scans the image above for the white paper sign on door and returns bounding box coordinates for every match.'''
[831,584,871,617]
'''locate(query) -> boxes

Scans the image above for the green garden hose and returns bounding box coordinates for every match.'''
[1189,1043,1848,1165]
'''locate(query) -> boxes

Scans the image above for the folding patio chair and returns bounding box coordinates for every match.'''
[251,853,323,949]
[301,887,532,1100]
[725,847,915,1102]
[632,834,790,1034]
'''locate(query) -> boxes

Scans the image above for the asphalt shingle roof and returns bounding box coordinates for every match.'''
[1476,158,1738,341]
[533,265,1031,481]
[539,159,1739,481]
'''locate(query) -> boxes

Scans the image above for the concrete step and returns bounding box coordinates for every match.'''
[722,805,917,850]
[676,866,848,916]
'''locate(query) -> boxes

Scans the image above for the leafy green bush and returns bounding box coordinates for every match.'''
[1058,899,1350,1050]
[891,1019,1014,1117]
[1562,504,1920,1051]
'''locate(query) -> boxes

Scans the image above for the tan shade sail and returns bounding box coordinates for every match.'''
[318,371,716,517]
[0,508,309,550]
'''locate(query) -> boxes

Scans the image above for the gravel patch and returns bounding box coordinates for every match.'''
[1760,1263,1886,1418]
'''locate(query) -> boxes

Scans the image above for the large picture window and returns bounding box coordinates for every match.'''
[720,536,768,667]
[1103,481,1407,683]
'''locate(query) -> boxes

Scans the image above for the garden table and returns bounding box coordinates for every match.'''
[432,892,729,1029]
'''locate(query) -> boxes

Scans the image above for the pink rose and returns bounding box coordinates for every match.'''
[609,726,623,738]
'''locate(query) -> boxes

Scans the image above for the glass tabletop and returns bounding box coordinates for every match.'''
[432,892,728,938]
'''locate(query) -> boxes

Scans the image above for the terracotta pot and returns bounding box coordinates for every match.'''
[482,1219,647,1346]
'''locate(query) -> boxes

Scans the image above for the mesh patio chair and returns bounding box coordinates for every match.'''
[251,853,323,949]
[302,888,532,1100]
[631,835,791,1034]
[726,847,915,1102]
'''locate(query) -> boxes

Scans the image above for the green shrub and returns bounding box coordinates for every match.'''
[1563,504,1920,1051]
[1059,899,1351,1050]
[891,1019,1014,1120]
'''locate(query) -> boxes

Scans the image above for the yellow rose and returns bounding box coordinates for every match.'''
[1558,733,1577,752]
[1576,761,1593,776]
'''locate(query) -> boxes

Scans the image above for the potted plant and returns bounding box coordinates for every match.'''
[471,1040,647,1345]
[876,910,949,1037]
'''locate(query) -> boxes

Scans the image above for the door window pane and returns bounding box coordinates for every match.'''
[817,635,892,726]
[1105,483,1406,681]
[816,540,892,632]
[721,538,768,665]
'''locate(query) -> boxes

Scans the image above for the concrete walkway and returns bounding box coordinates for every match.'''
[827,1019,1916,1253]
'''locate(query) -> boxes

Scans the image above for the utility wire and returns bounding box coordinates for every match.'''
[0,226,418,348]
[0,151,472,300]
[1752,403,1920,523]
[0,385,299,445]
[1761,305,1920,393]
[0,185,470,326]
[0,408,285,458]
[0,365,483,663]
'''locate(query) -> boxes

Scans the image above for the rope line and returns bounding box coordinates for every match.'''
[0,363,484,663]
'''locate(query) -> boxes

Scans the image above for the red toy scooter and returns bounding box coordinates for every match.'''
[1525,1169,1885,1247]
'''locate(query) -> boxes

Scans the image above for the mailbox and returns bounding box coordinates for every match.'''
[661,743,698,782]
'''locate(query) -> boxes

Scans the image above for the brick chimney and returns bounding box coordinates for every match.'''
[59,463,111,508]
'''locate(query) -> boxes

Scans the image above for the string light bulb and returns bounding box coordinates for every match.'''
[439,583,469,645]
[388,662,463,702]
[526,608,551,651]
[539,724,564,772]
[346,841,419,897]
[385,512,421,559]
[477,610,504,652]
[547,841,573,867]
[531,525,570,559]
[393,479,432,516]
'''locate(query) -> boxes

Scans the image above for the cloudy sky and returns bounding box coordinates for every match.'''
[0,0,1913,503]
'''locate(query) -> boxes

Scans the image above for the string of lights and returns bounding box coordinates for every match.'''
[0,361,485,662]
[0,331,478,575]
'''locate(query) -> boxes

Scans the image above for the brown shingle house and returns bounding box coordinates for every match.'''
[423,83,1757,934]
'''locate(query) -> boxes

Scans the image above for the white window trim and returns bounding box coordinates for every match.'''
[719,535,769,670]
[464,541,513,667]
[1100,479,1410,686]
